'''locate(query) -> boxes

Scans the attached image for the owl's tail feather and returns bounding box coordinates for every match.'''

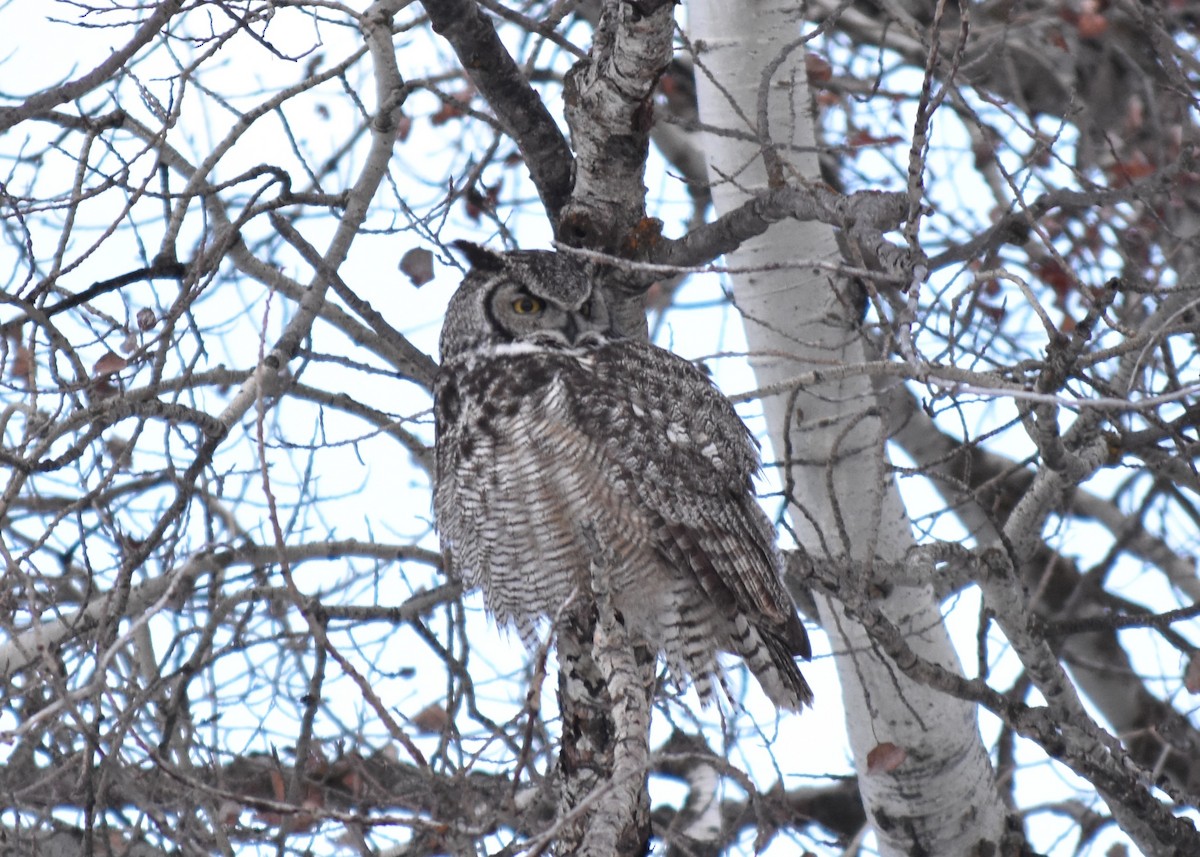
[784,612,813,660]
[731,614,815,711]
[762,625,815,710]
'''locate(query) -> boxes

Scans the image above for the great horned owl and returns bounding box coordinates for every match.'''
[433,243,813,710]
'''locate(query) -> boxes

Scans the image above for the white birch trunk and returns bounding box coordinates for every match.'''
[686,2,1010,852]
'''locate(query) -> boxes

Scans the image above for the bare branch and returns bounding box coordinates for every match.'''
[422,0,575,223]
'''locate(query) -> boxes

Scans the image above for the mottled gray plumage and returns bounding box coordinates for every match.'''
[434,244,813,710]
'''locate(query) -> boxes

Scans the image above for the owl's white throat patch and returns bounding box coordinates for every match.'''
[476,340,593,360]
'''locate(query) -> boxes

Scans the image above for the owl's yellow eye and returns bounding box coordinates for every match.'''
[512,296,544,315]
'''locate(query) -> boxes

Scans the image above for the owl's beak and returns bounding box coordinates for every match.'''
[562,312,581,344]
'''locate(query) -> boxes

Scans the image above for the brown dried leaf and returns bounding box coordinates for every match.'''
[395,112,413,142]
[329,754,366,797]
[411,702,450,734]
[866,741,907,774]
[1106,150,1155,187]
[106,437,133,469]
[11,345,34,387]
[267,767,287,801]
[1185,653,1200,694]
[400,247,435,287]
[979,302,1007,323]
[90,379,119,400]
[464,187,485,222]
[804,53,832,84]
[431,88,474,126]
[93,351,128,377]
[846,129,904,149]
[463,181,502,222]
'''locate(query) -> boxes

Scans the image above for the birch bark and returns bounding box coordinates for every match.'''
[686,2,1010,852]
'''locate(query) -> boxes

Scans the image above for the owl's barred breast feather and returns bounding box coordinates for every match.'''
[435,335,814,711]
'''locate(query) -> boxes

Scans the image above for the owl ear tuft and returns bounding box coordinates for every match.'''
[451,240,506,272]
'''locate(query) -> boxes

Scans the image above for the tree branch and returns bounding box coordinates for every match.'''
[559,0,675,249]
[0,0,185,133]
[799,554,1200,854]
[422,0,575,223]
[646,185,908,279]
